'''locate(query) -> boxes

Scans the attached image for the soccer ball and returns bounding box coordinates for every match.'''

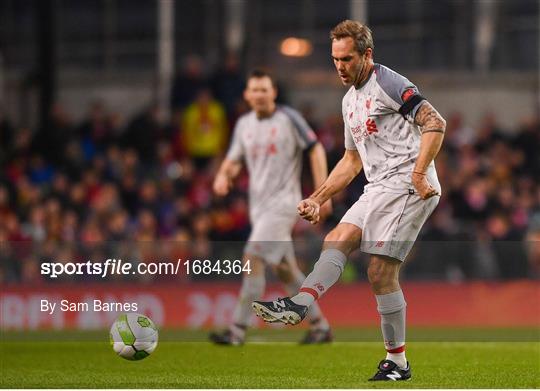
[110,313,158,360]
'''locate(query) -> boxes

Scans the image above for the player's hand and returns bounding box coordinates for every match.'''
[297,198,321,225]
[213,174,231,197]
[411,171,439,200]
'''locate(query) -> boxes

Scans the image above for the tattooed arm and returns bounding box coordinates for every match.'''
[298,149,362,224]
[411,101,446,199]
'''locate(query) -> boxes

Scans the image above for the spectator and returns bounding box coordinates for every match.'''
[180,88,228,169]
[122,105,164,163]
[0,98,538,283]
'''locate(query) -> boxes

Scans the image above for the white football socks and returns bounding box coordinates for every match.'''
[376,290,407,369]
[291,249,347,306]
[386,352,407,369]
[232,275,265,327]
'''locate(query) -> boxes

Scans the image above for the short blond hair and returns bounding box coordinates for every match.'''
[330,20,374,54]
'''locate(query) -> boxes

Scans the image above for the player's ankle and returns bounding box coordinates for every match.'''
[386,352,407,369]
[291,292,315,307]
[309,317,330,331]
[229,323,247,339]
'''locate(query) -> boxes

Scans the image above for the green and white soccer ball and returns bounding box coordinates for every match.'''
[110,313,158,360]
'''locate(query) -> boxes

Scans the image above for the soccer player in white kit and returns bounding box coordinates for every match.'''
[209,69,333,345]
[253,20,446,381]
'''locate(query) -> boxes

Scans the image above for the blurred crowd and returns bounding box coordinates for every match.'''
[1,56,539,284]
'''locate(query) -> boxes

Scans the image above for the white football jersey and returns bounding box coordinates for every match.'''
[342,63,440,194]
[227,105,317,221]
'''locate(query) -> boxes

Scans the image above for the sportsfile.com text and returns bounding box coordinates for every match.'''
[40,259,251,278]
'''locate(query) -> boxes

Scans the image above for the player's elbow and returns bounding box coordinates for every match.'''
[352,160,362,176]
[439,115,447,132]
[432,109,447,133]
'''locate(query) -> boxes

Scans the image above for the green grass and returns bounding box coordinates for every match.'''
[1,329,539,388]
[4,327,538,342]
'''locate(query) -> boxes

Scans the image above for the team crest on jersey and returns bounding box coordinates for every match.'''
[267,143,277,155]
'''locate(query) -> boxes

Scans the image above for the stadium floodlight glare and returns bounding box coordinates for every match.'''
[280,37,313,57]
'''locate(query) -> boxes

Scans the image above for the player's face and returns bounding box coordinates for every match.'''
[244,76,277,116]
[332,37,368,86]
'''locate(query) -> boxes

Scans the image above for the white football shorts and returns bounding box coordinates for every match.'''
[244,213,297,265]
[340,190,439,262]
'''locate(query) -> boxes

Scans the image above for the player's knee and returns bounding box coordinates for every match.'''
[367,257,400,293]
[325,226,351,241]
[367,266,386,290]
[244,254,265,276]
[324,229,340,242]
[324,225,362,243]
[324,225,361,252]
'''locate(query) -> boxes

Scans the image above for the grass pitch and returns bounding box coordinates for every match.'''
[1,329,539,388]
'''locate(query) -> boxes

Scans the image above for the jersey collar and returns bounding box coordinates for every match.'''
[354,63,376,90]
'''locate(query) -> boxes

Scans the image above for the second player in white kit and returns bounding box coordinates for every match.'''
[227,103,318,264]
[210,69,333,345]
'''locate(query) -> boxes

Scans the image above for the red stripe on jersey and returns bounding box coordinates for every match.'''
[300,287,319,300]
[386,345,406,353]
